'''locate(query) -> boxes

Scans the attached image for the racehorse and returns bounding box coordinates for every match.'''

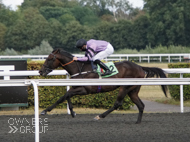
[39,48,167,124]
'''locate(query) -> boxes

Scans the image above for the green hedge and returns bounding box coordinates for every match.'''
[168,63,190,100]
[27,61,134,110]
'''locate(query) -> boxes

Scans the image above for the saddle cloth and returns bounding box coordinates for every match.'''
[96,62,119,78]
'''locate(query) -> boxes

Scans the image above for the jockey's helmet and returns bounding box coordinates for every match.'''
[76,39,87,49]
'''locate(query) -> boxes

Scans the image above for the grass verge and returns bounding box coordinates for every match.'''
[155,98,190,107]
[0,108,138,115]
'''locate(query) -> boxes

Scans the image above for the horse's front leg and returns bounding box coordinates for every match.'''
[66,86,88,117]
[67,97,76,117]
[41,86,88,115]
[41,93,68,115]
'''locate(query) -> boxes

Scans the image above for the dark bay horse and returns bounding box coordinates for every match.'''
[39,48,167,124]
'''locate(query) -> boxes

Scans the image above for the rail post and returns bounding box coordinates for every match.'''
[66,74,71,114]
[180,73,184,113]
[30,81,39,142]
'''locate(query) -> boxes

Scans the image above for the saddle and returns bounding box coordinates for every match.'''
[93,62,119,78]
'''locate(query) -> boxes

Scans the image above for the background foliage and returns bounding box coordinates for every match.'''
[168,63,190,100]
[1,0,190,54]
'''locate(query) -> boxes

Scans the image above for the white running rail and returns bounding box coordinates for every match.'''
[1,53,190,62]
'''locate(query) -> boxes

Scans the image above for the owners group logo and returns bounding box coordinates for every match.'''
[8,117,48,133]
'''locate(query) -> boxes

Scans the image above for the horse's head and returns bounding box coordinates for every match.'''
[39,49,61,76]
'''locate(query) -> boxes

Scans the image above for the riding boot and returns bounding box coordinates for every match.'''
[91,61,97,73]
[94,60,112,76]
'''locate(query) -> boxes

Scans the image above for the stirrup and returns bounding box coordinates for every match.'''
[101,70,112,76]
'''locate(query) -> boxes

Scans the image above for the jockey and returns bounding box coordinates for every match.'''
[73,39,114,76]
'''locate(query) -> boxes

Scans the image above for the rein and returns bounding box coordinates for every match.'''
[59,59,85,77]
[50,52,74,67]
[59,60,74,67]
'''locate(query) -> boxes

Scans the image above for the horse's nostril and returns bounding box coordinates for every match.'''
[39,70,42,75]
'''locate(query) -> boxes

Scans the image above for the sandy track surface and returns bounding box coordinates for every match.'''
[1,113,190,142]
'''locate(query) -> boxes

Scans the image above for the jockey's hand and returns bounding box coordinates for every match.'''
[73,57,78,61]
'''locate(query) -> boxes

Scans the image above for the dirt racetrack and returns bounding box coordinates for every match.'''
[1,113,190,142]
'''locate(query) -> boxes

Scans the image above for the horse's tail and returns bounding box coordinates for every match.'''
[142,67,168,97]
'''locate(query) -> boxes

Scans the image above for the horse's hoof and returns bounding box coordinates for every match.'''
[94,115,101,121]
[71,111,76,117]
[40,110,47,115]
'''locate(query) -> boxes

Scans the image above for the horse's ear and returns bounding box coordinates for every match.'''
[53,49,60,54]
[57,49,60,53]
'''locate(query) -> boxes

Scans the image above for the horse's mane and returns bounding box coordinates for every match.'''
[52,48,74,58]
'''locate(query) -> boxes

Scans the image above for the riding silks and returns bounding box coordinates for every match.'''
[96,62,118,78]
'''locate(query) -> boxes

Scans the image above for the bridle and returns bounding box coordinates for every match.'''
[43,51,94,78]
[43,52,78,74]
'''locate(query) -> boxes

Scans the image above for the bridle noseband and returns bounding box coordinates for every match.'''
[43,64,53,73]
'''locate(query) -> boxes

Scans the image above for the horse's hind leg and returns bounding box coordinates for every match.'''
[94,86,136,120]
[128,86,144,124]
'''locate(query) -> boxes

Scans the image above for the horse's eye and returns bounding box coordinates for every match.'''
[47,58,53,61]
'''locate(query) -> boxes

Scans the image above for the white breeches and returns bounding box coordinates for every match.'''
[92,43,114,61]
